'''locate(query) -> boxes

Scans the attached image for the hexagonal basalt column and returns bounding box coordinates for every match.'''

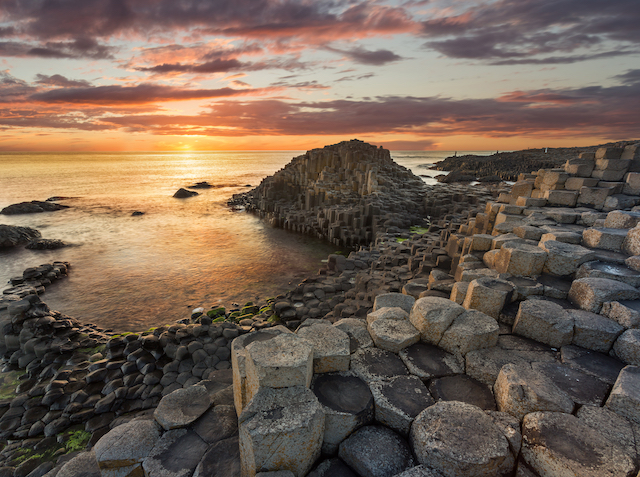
[494,242,547,277]
[297,324,350,373]
[311,372,374,455]
[368,319,420,353]
[512,299,574,348]
[462,277,514,319]
[568,277,640,313]
[231,326,292,416]
[438,310,499,358]
[244,333,314,406]
[538,240,596,276]
[409,297,465,345]
[239,386,325,477]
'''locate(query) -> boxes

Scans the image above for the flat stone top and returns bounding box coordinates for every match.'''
[94,419,162,463]
[297,323,350,357]
[245,332,313,368]
[154,385,211,430]
[585,261,639,277]
[373,293,416,313]
[375,375,434,418]
[238,386,320,427]
[233,325,291,351]
[561,345,625,385]
[539,240,594,255]
[351,348,409,382]
[501,241,548,253]
[312,373,373,415]
[572,277,639,293]
[471,277,514,293]
[400,342,462,378]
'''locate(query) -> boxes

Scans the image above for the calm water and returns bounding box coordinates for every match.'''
[0,150,489,331]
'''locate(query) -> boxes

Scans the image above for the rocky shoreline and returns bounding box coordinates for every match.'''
[1,140,640,476]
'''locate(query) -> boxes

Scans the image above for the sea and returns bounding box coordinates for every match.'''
[0,150,491,331]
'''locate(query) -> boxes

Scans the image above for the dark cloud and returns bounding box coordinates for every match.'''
[615,69,640,85]
[136,58,244,74]
[29,84,263,104]
[0,37,113,59]
[34,74,92,88]
[95,74,640,139]
[1,0,414,42]
[421,0,640,64]
[0,71,36,102]
[327,46,403,65]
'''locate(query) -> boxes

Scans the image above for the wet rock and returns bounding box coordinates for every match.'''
[1,201,68,215]
[0,225,40,247]
[399,342,463,380]
[411,401,515,477]
[350,347,409,383]
[25,239,67,250]
[339,425,415,477]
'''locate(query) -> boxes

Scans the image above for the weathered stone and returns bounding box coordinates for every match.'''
[369,375,434,436]
[544,189,578,207]
[311,372,374,455]
[142,429,209,477]
[568,309,624,353]
[538,240,596,276]
[231,326,291,416]
[392,466,445,477]
[373,293,415,314]
[298,324,350,373]
[561,344,626,385]
[350,347,409,382]
[462,277,513,319]
[494,363,574,421]
[366,307,409,325]
[438,310,499,357]
[614,329,640,365]
[154,385,211,430]
[428,374,496,411]
[339,425,415,477]
[531,361,610,407]
[192,405,238,445]
[576,404,638,463]
[605,210,640,229]
[94,419,162,477]
[192,436,240,477]
[512,299,573,348]
[399,342,463,380]
[521,411,635,477]
[624,224,640,256]
[449,281,469,304]
[486,411,522,456]
[244,333,313,404]
[56,451,101,477]
[465,345,557,386]
[583,227,628,251]
[239,386,324,477]
[602,300,640,329]
[410,401,515,477]
[409,297,465,345]
[333,318,373,351]
[494,242,547,277]
[368,319,420,353]
[576,260,640,288]
[568,277,640,313]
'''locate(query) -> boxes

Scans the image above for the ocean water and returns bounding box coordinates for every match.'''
[0,150,489,331]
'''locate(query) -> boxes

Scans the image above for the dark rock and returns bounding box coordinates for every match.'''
[193,435,240,477]
[0,225,41,248]
[1,201,69,215]
[173,188,198,198]
[338,425,414,477]
[192,404,238,445]
[560,345,626,385]
[429,375,497,411]
[142,428,209,477]
[350,348,409,382]
[399,342,463,379]
[25,239,67,250]
[531,362,610,407]
[131,211,145,216]
[308,458,358,477]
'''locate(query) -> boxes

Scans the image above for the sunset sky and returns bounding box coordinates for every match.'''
[0,0,639,151]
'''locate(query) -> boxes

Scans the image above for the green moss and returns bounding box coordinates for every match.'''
[65,430,91,452]
[77,344,106,356]
[207,306,226,318]
[410,226,430,234]
[267,314,281,323]
[396,238,408,243]
[0,370,26,400]
[259,305,271,314]
[212,316,225,323]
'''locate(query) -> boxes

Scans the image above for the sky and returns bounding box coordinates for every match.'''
[0,0,639,152]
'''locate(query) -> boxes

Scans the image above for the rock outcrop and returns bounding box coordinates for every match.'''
[1,201,69,215]
[229,140,429,247]
[0,224,41,248]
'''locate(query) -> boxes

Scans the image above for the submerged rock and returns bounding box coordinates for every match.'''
[25,238,67,250]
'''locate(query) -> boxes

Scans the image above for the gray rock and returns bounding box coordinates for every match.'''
[193,436,240,477]
[94,419,161,476]
[512,299,574,348]
[531,361,610,407]
[521,411,635,477]
[311,372,374,455]
[339,425,415,477]
[428,374,496,411]
[307,458,357,477]
[605,365,640,424]
[0,225,41,248]
[55,451,101,477]
[142,429,209,477]
[191,404,238,445]
[399,342,463,380]
[369,375,434,436]
[350,347,409,383]
[561,344,625,385]
[373,293,416,314]
[154,385,211,430]
[410,401,515,477]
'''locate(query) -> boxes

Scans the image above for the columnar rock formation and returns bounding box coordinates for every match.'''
[230,140,429,247]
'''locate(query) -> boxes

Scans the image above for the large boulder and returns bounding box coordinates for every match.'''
[409,297,465,345]
[512,299,574,348]
[1,200,68,214]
